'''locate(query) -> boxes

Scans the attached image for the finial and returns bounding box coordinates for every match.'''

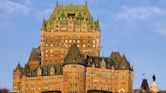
[152,74,156,82]
[131,65,133,70]
[16,62,22,70]
[56,0,59,6]
[101,45,104,57]
[18,62,20,66]
[143,73,145,79]
[85,0,88,6]
[97,18,99,23]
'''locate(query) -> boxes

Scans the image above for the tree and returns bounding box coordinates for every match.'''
[0,88,9,93]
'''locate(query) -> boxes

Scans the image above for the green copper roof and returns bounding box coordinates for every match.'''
[49,4,93,21]
[42,4,100,31]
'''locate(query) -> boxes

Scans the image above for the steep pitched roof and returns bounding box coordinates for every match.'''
[141,79,150,92]
[64,44,86,66]
[14,63,23,72]
[28,48,41,62]
[42,3,99,31]
[49,4,93,21]
[118,55,131,70]
[110,52,122,62]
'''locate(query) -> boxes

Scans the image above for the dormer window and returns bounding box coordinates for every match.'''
[68,13,75,17]
[73,58,76,62]
[50,66,55,76]
[37,68,42,76]
[112,66,115,70]
[101,59,106,69]
[88,62,90,66]
[92,63,95,68]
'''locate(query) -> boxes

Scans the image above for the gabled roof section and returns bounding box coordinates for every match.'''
[64,44,86,66]
[28,48,41,62]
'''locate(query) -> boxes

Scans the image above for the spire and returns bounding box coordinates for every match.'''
[42,19,47,30]
[17,62,21,69]
[141,79,150,92]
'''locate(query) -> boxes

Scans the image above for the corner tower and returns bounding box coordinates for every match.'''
[40,3,100,65]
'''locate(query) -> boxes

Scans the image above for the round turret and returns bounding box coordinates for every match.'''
[63,44,86,93]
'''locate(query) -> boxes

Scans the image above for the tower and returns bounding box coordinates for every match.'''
[63,44,86,93]
[140,79,150,93]
[40,3,100,65]
[151,75,158,93]
[13,63,23,92]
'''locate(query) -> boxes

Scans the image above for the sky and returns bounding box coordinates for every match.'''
[0,0,166,90]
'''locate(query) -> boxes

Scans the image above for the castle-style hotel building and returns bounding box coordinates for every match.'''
[13,2,134,93]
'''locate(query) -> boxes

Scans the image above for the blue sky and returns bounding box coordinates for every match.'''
[0,0,166,90]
